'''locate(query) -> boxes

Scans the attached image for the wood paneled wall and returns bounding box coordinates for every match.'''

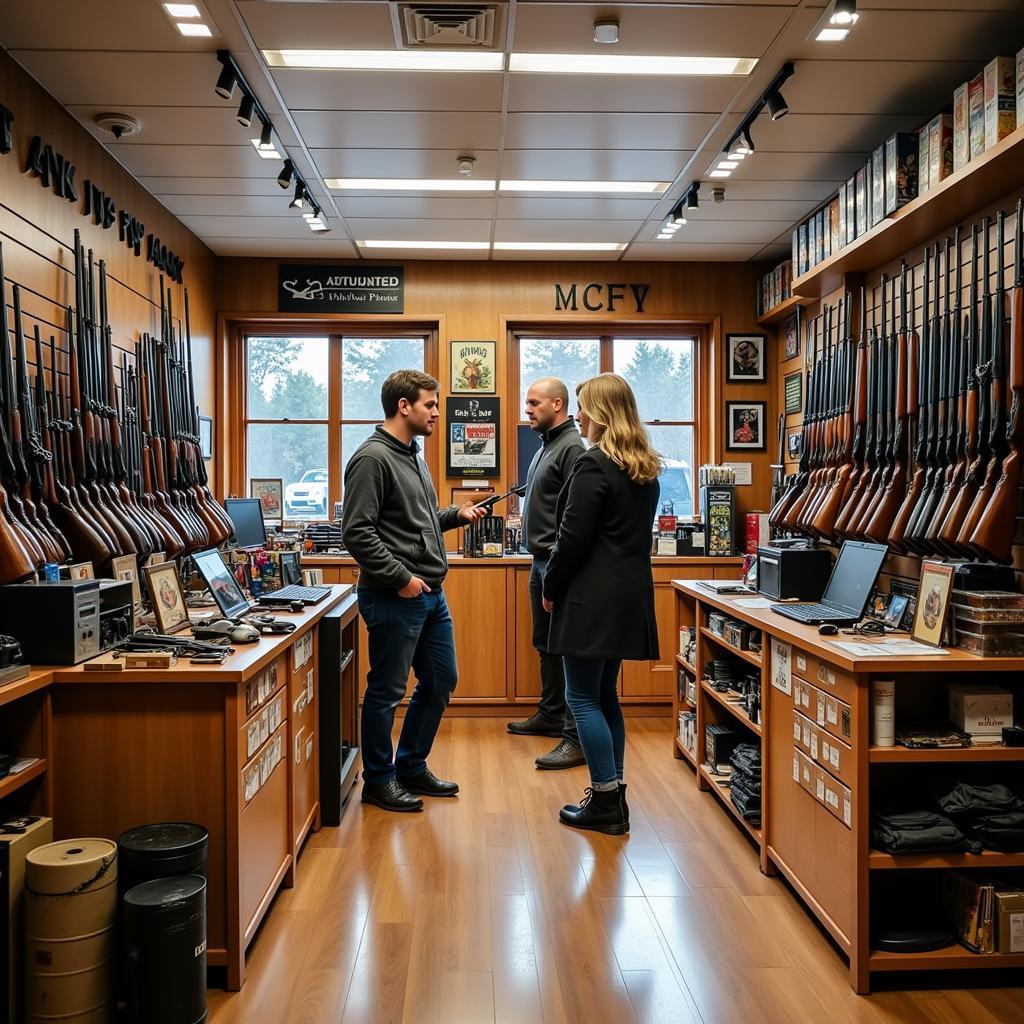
[0,50,218,485]
[217,258,776,519]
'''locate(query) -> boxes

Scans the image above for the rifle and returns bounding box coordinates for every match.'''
[833,288,869,538]
[792,309,825,532]
[783,315,823,532]
[770,413,786,512]
[801,302,838,535]
[769,317,814,529]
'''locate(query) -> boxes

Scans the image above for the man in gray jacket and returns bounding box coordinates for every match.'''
[507,377,586,769]
[342,369,485,812]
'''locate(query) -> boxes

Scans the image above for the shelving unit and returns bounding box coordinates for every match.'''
[675,652,696,676]
[869,744,1024,763]
[869,849,1024,870]
[699,627,763,668]
[699,763,762,844]
[701,679,762,737]
[0,669,53,817]
[0,757,46,801]
[755,293,810,327]
[675,736,696,767]
[869,947,1024,972]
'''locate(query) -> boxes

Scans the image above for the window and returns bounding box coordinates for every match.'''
[243,332,429,521]
[518,337,601,415]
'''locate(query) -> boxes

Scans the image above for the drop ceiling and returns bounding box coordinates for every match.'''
[3,0,1023,262]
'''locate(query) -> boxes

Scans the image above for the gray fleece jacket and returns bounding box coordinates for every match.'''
[341,426,461,591]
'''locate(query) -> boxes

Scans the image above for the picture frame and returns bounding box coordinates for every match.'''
[446,396,500,478]
[725,401,766,451]
[302,568,324,587]
[884,594,909,630]
[911,560,955,647]
[145,551,166,569]
[199,416,213,460]
[68,561,94,581]
[784,371,803,414]
[251,477,283,522]
[110,553,142,608]
[726,333,766,383]
[450,340,496,394]
[143,561,190,635]
[784,310,801,360]
[787,431,802,458]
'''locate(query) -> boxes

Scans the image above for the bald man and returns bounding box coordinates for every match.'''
[507,377,586,769]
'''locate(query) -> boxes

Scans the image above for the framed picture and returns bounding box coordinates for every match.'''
[68,561,94,581]
[784,310,801,360]
[450,340,496,394]
[251,478,283,522]
[199,416,213,460]
[302,568,325,587]
[143,561,190,635]
[145,551,166,569]
[446,396,500,478]
[884,594,909,630]
[787,431,802,458]
[726,333,766,383]
[725,401,766,451]
[911,561,955,647]
[110,553,142,607]
[784,372,803,414]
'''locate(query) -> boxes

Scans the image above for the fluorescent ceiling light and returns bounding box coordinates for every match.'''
[716,160,739,170]
[816,27,850,41]
[164,3,201,16]
[325,177,496,192]
[509,54,757,76]
[250,139,281,159]
[263,49,504,72]
[657,234,673,240]
[500,180,668,194]
[709,169,731,178]
[494,242,626,252]
[360,240,490,250]
[176,21,211,36]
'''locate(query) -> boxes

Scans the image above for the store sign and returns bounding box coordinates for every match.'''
[278,264,404,313]
[554,282,650,313]
[446,396,500,478]
[0,102,185,282]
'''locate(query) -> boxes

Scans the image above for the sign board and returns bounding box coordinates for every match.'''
[278,264,404,313]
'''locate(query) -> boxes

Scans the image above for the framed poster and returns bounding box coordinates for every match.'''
[787,431,802,458]
[450,340,496,393]
[784,310,801,360]
[143,561,190,635]
[251,478,283,522]
[725,401,766,451]
[68,561,94,580]
[912,561,954,647]
[199,415,213,460]
[111,553,142,607]
[726,334,766,383]
[784,372,803,414]
[446,396,500,478]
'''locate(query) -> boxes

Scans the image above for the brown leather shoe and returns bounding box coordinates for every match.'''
[507,712,563,737]
[535,738,587,770]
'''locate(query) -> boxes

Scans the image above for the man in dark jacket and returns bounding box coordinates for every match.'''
[507,377,586,770]
[342,369,485,812]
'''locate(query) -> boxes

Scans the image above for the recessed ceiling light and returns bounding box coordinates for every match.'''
[164,3,201,16]
[176,22,211,36]
[494,242,626,252]
[500,180,669,194]
[709,170,731,178]
[250,139,281,159]
[325,177,496,192]
[816,28,850,41]
[717,160,739,170]
[657,234,673,240]
[509,54,757,76]
[262,50,504,72]
[360,240,491,250]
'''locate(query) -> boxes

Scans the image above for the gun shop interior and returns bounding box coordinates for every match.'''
[4,3,1024,1021]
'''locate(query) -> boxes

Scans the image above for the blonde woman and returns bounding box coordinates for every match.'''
[542,373,661,835]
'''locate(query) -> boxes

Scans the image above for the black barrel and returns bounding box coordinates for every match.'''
[124,875,207,1024]
[117,822,208,895]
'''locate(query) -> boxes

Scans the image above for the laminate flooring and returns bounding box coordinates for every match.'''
[207,718,1024,1024]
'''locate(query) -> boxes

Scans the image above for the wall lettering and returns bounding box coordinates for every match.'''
[147,234,184,283]
[118,210,146,256]
[554,282,650,313]
[84,180,117,230]
[25,135,78,201]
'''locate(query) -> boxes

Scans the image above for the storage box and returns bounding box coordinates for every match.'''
[885,132,918,215]
[929,112,953,186]
[844,175,856,244]
[953,82,970,170]
[705,723,742,770]
[828,196,842,253]
[855,164,868,237]
[918,124,931,194]
[947,682,1013,735]
[984,56,1016,149]
[969,71,986,159]
[995,890,1024,954]
[871,144,885,226]
[837,183,848,248]
[798,221,808,276]
[1018,46,1024,130]
[945,872,994,953]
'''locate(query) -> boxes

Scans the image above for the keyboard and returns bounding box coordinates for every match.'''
[771,603,854,624]
[259,584,333,606]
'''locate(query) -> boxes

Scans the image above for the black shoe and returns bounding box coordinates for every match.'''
[398,768,460,797]
[361,778,424,812]
[559,784,629,835]
[535,738,587,770]
[507,712,563,737]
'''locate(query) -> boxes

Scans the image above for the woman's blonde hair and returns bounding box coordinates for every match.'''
[576,373,663,485]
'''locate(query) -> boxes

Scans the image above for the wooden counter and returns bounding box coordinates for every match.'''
[672,581,1024,993]
[45,585,359,991]
[304,554,744,708]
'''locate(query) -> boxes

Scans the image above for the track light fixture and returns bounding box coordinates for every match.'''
[765,87,788,121]
[289,182,306,209]
[258,118,273,149]
[829,0,858,26]
[742,126,755,153]
[236,94,255,128]
[277,159,294,189]
[686,183,700,210]
[720,62,794,171]
[214,62,236,100]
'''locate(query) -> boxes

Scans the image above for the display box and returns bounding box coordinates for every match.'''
[953,82,970,170]
[798,221,808,276]
[829,195,842,254]
[1018,46,1024,130]
[855,164,868,237]
[984,56,1016,149]
[871,144,885,226]
[844,175,856,244]
[918,124,931,194]
[995,890,1024,954]
[885,132,918,215]
[947,682,1013,735]
[705,723,742,771]
[969,71,986,159]
[929,113,953,187]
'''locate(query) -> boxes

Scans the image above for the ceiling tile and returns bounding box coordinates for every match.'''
[176,214,337,238]
[337,196,497,219]
[237,1,402,50]
[503,112,716,151]
[740,113,919,154]
[204,237,358,258]
[624,243,765,261]
[156,194,314,218]
[312,148,500,178]
[496,197,659,220]
[492,248,621,261]
[346,219,493,243]
[507,74,743,114]
[500,149,689,181]
[111,144,273,178]
[712,151,854,182]
[494,220,636,244]
[142,176,300,197]
[641,220,795,244]
[294,110,501,150]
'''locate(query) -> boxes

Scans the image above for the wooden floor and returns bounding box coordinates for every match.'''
[208,718,1024,1024]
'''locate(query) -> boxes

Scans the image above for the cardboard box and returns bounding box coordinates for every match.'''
[984,56,1016,149]
[885,131,918,215]
[996,890,1024,954]
[953,81,970,170]
[947,682,1013,735]
[929,112,953,186]
[969,71,986,159]
[871,144,885,226]
[855,164,868,237]
[918,125,931,194]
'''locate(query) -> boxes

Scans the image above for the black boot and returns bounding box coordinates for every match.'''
[361,778,424,812]
[559,784,629,835]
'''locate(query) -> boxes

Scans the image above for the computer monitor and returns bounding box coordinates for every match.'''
[279,551,301,587]
[192,548,251,620]
[225,498,268,550]
[821,541,888,618]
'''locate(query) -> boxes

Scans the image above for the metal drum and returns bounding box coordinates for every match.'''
[123,876,207,1024]
[25,838,118,1023]
[116,823,208,895]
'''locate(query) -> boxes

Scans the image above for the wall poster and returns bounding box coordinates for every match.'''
[446,397,500,478]
[450,340,496,393]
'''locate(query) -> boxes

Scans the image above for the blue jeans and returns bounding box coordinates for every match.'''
[563,656,625,786]
[358,589,458,783]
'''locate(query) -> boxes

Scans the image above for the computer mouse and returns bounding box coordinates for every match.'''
[818,623,839,636]
[194,619,261,644]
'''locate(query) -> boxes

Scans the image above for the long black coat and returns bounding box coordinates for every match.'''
[542,447,660,661]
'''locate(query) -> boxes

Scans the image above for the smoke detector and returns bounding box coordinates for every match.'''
[594,20,619,44]
[94,113,141,140]
[457,155,476,177]
[712,186,725,204]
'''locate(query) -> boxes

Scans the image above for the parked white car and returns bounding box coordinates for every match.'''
[285,469,328,518]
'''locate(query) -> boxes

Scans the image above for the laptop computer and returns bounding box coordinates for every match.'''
[771,541,888,626]
[259,551,333,606]
[191,548,253,620]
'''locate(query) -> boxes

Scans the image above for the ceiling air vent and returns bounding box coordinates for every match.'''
[391,2,507,49]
